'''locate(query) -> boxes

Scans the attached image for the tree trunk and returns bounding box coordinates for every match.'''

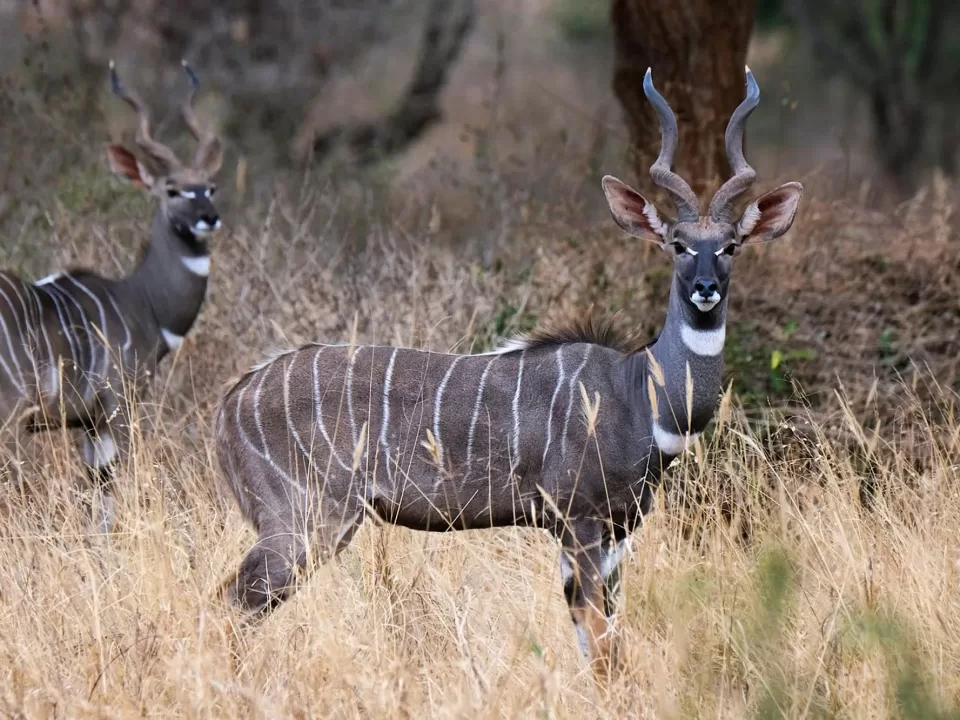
[611,0,755,206]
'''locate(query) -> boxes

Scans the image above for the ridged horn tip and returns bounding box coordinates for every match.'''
[181,59,200,88]
[745,68,759,99]
[642,67,658,99]
[108,60,123,93]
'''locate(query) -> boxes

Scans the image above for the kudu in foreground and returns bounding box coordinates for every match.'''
[215,67,802,678]
[0,61,223,532]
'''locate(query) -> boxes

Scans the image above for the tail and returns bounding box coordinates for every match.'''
[213,346,308,521]
[213,371,255,520]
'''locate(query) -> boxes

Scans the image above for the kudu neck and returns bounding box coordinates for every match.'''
[639,274,728,435]
[126,209,209,344]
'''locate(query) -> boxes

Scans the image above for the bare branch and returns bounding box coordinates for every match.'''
[311,0,475,166]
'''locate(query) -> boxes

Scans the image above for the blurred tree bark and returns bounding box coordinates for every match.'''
[610,0,755,203]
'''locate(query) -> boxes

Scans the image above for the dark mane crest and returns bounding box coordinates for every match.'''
[491,312,648,355]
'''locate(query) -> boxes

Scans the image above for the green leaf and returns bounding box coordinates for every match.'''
[770,349,783,371]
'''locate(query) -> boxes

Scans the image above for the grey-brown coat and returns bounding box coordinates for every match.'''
[0,61,224,532]
[214,66,804,680]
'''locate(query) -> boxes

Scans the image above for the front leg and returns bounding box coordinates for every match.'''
[79,402,131,534]
[559,520,621,681]
[599,529,631,659]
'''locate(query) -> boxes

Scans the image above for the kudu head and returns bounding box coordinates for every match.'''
[105,61,224,240]
[602,68,803,317]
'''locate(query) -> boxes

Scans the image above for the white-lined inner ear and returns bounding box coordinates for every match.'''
[136,161,154,188]
[642,203,667,238]
[737,202,762,237]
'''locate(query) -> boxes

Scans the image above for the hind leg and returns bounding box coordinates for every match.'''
[222,506,365,620]
[222,526,309,617]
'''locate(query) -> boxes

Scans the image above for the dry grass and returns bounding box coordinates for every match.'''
[3,377,960,718]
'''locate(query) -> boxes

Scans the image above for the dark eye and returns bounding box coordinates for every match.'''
[166,188,179,198]
[720,243,737,256]
[206,186,217,198]
[669,241,686,255]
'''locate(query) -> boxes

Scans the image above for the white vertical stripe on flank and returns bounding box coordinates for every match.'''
[380,348,398,481]
[466,356,496,470]
[561,345,592,459]
[511,351,526,471]
[104,290,132,352]
[234,378,306,501]
[50,282,96,400]
[312,346,352,472]
[66,276,109,377]
[27,286,59,398]
[346,345,359,448]
[433,356,461,467]
[541,346,566,468]
[284,352,313,463]
[0,280,31,389]
[37,285,78,375]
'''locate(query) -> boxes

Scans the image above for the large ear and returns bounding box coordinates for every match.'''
[736,182,803,244]
[104,144,154,189]
[601,175,670,243]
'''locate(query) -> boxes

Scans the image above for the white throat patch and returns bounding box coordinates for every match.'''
[680,324,726,356]
[161,328,185,351]
[181,255,210,277]
[36,273,62,286]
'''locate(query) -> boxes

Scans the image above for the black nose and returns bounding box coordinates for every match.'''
[694,279,718,297]
[201,213,219,226]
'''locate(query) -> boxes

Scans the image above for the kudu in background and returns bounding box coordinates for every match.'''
[214,66,802,679]
[0,61,223,533]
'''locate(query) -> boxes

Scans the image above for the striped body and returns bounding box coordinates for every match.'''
[218,290,724,537]
[215,284,727,678]
[0,259,205,432]
[0,208,213,534]
[0,270,147,429]
[219,341,665,536]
